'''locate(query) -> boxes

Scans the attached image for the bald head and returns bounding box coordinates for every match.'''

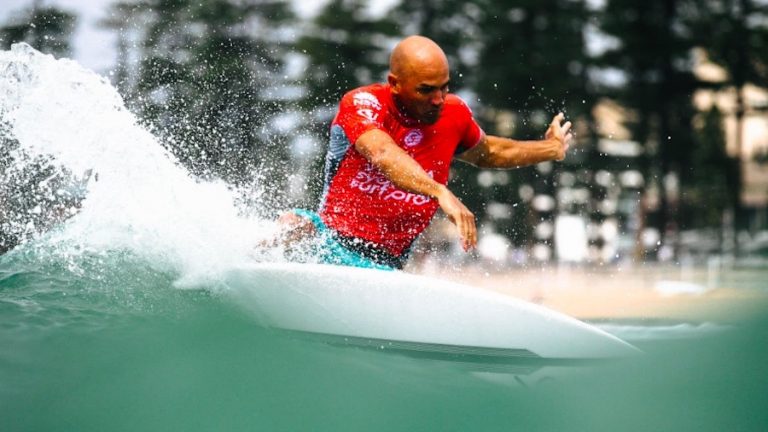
[389,35,449,78]
[388,36,450,124]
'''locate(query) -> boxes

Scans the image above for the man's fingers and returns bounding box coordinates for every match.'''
[467,215,477,250]
[456,217,469,251]
[550,112,564,128]
[437,189,477,252]
[461,210,477,251]
[454,210,476,251]
[562,120,572,136]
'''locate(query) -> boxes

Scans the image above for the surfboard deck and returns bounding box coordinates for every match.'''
[223,263,640,362]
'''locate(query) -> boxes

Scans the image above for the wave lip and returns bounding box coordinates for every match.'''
[1,43,271,278]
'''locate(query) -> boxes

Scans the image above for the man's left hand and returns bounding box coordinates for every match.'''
[545,112,573,160]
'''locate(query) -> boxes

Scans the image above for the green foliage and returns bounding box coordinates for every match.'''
[475,0,593,137]
[464,1,594,245]
[297,0,398,111]
[685,107,735,228]
[685,0,768,91]
[595,0,700,248]
[596,0,699,155]
[685,0,768,236]
[390,0,484,90]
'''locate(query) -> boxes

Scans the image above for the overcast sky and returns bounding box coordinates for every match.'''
[2,0,119,71]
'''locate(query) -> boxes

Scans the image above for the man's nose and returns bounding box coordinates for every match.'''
[431,90,445,106]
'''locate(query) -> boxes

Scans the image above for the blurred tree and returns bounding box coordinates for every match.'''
[685,0,768,245]
[687,107,737,232]
[595,0,700,258]
[0,2,76,57]
[471,0,594,256]
[101,1,143,98]
[104,0,296,211]
[476,0,592,138]
[390,0,484,91]
[686,0,768,155]
[298,0,398,110]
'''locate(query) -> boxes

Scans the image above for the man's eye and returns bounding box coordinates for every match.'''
[418,87,433,94]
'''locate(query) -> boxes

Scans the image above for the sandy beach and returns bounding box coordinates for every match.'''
[412,263,768,322]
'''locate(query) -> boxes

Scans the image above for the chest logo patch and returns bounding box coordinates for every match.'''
[403,129,424,148]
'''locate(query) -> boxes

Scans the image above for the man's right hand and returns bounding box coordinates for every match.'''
[436,186,477,252]
[276,212,316,246]
[257,212,316,249]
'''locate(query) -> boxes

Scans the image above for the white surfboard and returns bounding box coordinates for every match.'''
[223,263,639,366]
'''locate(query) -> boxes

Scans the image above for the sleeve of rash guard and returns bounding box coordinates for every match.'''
[455,97,484,154]
[333,90,387,145]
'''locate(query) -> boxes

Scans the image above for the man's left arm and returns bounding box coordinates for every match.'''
[457,113,572,168]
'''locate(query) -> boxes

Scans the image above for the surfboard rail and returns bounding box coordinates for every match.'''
[223,263,641,361]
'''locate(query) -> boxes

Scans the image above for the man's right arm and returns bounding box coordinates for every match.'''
[355,129,477,251]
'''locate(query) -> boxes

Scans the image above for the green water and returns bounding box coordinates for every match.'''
[2,246,767,432]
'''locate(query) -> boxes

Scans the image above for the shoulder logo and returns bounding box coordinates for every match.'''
[356,108,378,122]
[353,92,382,110]
[403,129,424,148]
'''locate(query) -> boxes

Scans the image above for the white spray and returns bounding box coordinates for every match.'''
[0,43,278,284]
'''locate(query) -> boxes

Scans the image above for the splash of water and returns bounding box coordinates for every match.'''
[0,43,276,283]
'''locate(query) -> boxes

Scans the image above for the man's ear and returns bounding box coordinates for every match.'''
[387,73,399,94]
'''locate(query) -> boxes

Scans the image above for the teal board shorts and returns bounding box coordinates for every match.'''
[292,209,397,271]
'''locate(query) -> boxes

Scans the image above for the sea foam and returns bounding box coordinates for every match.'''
[0,43,276,284]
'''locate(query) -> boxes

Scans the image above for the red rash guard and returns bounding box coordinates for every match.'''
[318,83,484,257]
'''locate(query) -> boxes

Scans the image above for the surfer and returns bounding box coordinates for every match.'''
[274,35,572,270]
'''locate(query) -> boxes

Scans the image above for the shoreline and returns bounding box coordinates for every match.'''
[410,263,768,322]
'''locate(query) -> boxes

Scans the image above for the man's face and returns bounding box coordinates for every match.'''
[390,64,450,125]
